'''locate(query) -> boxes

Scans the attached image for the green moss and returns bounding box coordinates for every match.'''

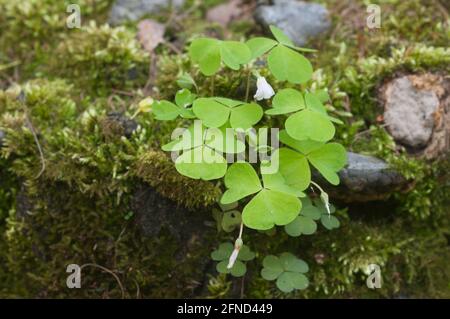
[134,151,221,210]
[47,22,149,95]
[0,79,219,297]
[0,0,114,77]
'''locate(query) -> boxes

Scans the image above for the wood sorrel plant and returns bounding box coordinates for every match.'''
[145,26,347,293]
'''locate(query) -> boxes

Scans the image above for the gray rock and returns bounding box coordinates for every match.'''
[109,0,185,25]
[254,0,331,46]
[107,112,138,138]
[383,76,440,149]
[317,152,409,202]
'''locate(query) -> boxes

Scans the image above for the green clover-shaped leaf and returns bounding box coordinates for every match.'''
[279,130,347,185]
[312,198,340,230]
[175,88,196,108]
[314,89,330,103]
[269,25,295,47]
[284,92,335,142]
[243,189,301,230]
[221,163,301,230]
[162,123,245,181]
[261,253,309,293]
[246,26,316,59]
[265,90,335,142]
[193,97,263,129]
[267,44,313,84]
[307,143,347,185]
[246,37,278,60]
[175,146,227,180]
[321,214,340,230]
[153,89,197,120]
[261,148,310,196]
[211,243,255,277]
[284,196,339,236]
[152,100,179,120]
[284,215,317,236]
[300,197,322,220]
[189,38,251,76]
[275,148,311,192]
[177,72,197,90]
[204,126,246,154]
[221,162,262,204]
[245,26,313,84]
[265,88,305,115]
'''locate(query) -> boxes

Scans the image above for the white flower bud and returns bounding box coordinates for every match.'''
[254,76,275,101]
[227,238,243,269]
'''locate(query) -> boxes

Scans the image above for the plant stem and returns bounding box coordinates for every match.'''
[310,181,324,193]
[238,221,244,240]
[244,67,251,102]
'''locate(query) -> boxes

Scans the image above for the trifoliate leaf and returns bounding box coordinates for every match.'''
[189,38,221,75]
[314,89,330,103]
[221,163,262,204]
[313,198,336,215]
[279,253,309,273]
[320,215,340,230]
[212,243,255,277]
[277,148,311,191]
[229,102,263,129]
[284,216,317,236]
[175,146,227,180]
[204,126,246,154]
[189,38,251,75]
[262,171,305,197]
[285,109,335,142]
[261,256,283,280]
[220,41,251,70]
[279,130,324,154]
[261,253,309,292]
[216,260,247,277]
[238,245,256,261]
[211,242,234,261]
[266,88,305,115]
[261,148,309,196]
[246,37,278,59]
[193,98,263,129]
[242,189,300,230]
[304,92,328,114]
[269,25,295,47]
[161,124,203,152]
[307,143,347,185]
[214,97,242,107]
[276,272,309,292]
[267,44,313,84]
[175,89,196,108]
[152,100,180,120]
[193,98,230,128]
[301,204,322,220]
